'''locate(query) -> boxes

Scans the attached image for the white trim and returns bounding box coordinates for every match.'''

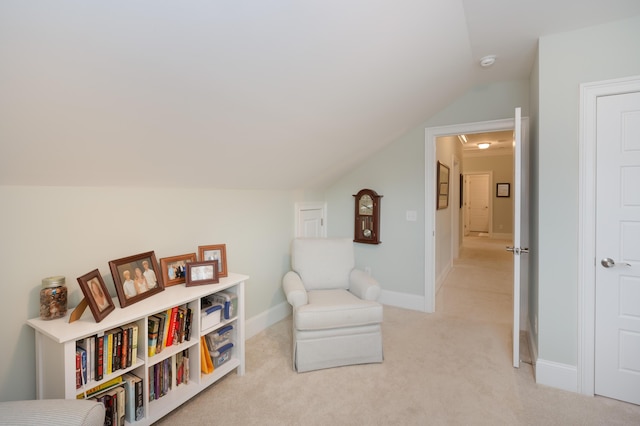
[379,290,425,312]
[578,75,640,397]
[425,118,521,313]
[246,301,291,340]
[536,359,578,393]
[435,263,452,296]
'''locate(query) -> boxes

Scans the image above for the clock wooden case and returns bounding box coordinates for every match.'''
[353,188,382,244]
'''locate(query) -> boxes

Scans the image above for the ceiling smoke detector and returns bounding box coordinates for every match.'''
[479,55,496,67]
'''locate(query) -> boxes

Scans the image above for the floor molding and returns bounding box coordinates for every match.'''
[536,358,578,393]
[380,289,425,312]
[246,301,291,339]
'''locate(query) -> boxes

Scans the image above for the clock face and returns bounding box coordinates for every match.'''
[359,194,373,216]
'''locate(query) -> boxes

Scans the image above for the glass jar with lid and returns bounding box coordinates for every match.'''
[39,276,67,320]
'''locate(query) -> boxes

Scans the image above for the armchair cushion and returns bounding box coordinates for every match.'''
[296,289,383,331]
[291,238,354,290]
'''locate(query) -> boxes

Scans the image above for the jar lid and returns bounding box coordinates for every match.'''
[42,276,66,288]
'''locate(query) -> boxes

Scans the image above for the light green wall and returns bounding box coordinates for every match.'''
[463,154,514,235]
[0,186,299,401]
[325,80,529,297]
[536,15,640,366]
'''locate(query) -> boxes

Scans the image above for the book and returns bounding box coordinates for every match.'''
[122,373,144,423]
[113,328,123,371]
[165,307,177,347]
[184,308,193,342]
[75,351,81,389]
[177,306,186,343]
[76,340,89,385]
[95,333,104,381]
[153,313,166,354]
[134,374,144,420]
[148,316,160,357]
[76,345,87,386]
[105,328,119,374]
[114,385,125,426]
[120,322,138,366]
[77,376,123,399]
[120,327,128,369]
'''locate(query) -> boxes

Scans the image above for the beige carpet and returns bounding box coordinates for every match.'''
[155,237,640,425]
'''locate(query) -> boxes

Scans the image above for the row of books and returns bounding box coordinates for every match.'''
[148,349,190,401]
[148,305,193,357]
[84,373,144,425]
[76,323,139,387]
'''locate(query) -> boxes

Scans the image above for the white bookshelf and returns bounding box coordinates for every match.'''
[27,273,247,425]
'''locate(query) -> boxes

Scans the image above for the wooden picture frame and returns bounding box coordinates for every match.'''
[185,260,219,287]
[437,161,450,210]
[160,253,197,287]
[77,269,115,323]
[198,244,227,278]
[109,251,164,308]
[496,183,511,198]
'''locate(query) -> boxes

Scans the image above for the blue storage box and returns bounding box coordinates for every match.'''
[211,291,238,320]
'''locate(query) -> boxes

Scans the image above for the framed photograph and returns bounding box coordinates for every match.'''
[77,269,115,323]
[497,183,511,198]
[198,244,228,278]
[109,251,164,308]
[160,253,197,287]
[437,161,450,210]
[185,260,219,287]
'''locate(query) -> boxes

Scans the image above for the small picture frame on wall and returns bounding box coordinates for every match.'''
[496,183,511,198]
[437,161,450,210]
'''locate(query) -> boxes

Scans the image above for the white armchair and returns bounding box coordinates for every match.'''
[282,238,383,372]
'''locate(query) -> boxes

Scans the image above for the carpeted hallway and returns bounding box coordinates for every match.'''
[155,237,640,425]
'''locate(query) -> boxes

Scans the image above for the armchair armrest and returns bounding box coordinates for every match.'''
[282,271,308,308]
[349,269,381,301]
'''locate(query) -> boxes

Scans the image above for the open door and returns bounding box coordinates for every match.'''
[507,107,529,368]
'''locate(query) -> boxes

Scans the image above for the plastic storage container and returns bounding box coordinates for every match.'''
[210,342,233,368]
[201,303,223,330]
[211,291,237,320]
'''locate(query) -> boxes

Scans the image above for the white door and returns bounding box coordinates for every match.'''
[509,107,529,368]
[295,203,326,238]
[595,91,640,404]
[466,174,490,232]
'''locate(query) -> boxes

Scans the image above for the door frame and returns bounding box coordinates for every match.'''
[577,75,640,396]
[425,118,524,312]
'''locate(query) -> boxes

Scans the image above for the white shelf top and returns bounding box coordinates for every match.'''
[27,273,248,344]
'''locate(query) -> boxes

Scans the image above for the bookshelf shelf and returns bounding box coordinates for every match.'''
[27,273,247,425]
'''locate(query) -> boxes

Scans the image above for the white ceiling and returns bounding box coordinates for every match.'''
[1,1,639,189]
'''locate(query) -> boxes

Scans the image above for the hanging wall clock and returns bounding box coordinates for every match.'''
[353,188,382,244]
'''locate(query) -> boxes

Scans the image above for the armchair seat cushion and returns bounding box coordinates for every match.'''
[295,289,383,331]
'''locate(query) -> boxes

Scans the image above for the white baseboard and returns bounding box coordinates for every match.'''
[535,358,578,393]
[246,301,291,340]
[380,289,425,312]
[435,263,452,295]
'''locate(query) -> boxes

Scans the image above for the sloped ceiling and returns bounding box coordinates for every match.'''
[1,1,639,189]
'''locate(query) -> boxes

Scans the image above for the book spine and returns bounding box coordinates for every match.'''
[96,334,104,381]
[130,323,138,364]
[121,327,128,369]
[75,351,81,389]
[185,308,193,341]
[107,333,113,375]
[134,377,144,420]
